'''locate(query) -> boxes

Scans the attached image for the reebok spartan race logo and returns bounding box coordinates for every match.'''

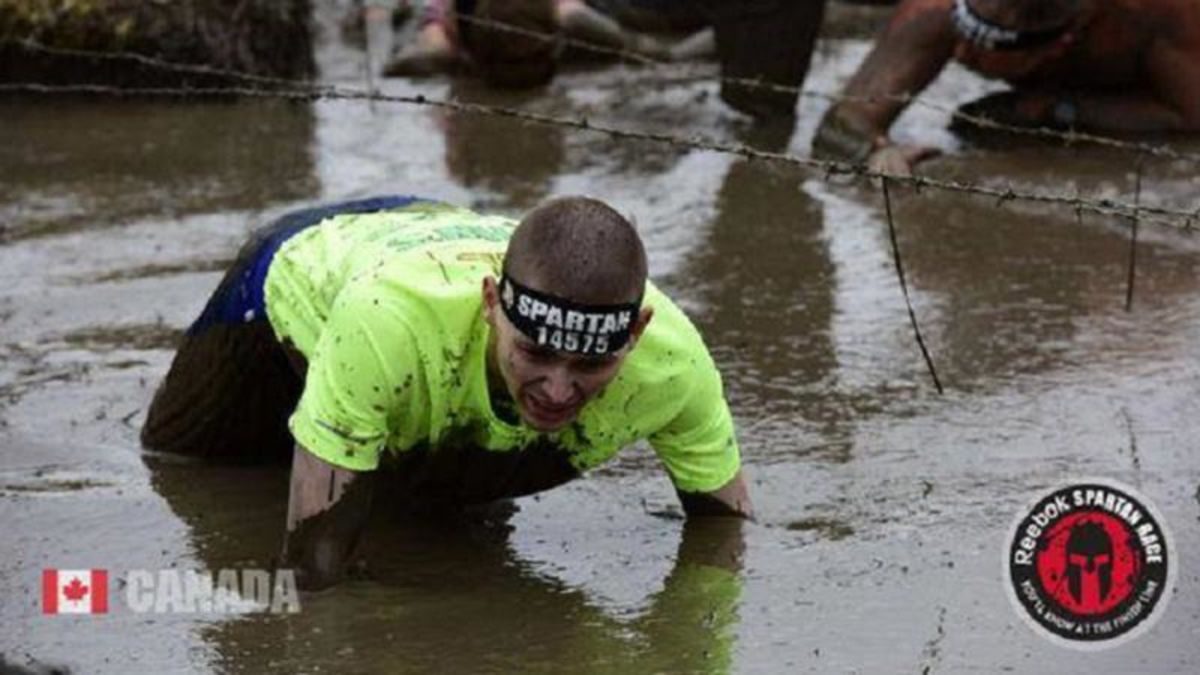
[1005,480,1175,648]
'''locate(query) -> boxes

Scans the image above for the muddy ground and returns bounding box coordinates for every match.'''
[2,2,1199,673]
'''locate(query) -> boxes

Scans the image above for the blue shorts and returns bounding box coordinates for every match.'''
[187,195,428,336]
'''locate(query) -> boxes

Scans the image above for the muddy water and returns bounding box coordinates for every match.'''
[3,6,1200,674]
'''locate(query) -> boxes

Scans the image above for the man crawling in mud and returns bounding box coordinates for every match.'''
[812,0,1200,174]
[141,196,751,589]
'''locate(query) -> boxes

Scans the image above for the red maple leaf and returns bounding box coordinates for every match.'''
[63,577,90,602]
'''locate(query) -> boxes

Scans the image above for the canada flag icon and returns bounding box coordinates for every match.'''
[43,569,108,614]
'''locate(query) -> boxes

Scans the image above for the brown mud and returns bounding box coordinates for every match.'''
[2,2,1199,673]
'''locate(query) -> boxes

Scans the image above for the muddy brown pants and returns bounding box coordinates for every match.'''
[585,0,827,117]
[698,0,827,118]
[140,245,304,464]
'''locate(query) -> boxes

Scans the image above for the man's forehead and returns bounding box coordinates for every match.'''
[512,330,620,363]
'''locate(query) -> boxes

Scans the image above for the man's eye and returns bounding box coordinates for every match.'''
[575,358,615,373]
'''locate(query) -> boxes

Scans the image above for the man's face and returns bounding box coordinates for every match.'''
[482,276,652,432]
[955,38,1073,81]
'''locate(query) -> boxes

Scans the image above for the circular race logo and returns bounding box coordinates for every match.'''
[1005,479,1174,649]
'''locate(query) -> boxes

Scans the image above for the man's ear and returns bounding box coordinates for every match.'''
[482,276,499,324]
[630,306,654,343]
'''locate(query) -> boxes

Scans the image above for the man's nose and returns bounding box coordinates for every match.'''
[542,367,576,404]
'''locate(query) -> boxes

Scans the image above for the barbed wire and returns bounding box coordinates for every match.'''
[10,31,1200,168]
[3,77,1197,232]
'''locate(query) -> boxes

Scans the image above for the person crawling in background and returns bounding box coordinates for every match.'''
[141,195,752,589]
[812,0,1200,175]
[382,0,668,86]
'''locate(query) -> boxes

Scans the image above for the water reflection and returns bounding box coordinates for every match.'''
[146,458,745,673]
[440,80,565,211]
[667,124,847,461]
[0,98,318,242]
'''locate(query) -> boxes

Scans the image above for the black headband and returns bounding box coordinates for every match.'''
[499,274,641,356]
[951,0,1071,51]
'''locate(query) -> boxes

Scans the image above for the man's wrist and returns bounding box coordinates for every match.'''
[813,109,883,164]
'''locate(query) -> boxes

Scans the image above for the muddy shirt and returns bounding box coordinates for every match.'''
[263,202,739,501]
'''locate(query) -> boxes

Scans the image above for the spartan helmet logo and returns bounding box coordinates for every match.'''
[1066,520,1113,608]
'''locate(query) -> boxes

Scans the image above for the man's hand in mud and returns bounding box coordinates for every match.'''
[867,143,941,177]
[952,91,1059,131]
[282,445,375,591]
[383,45,458,77]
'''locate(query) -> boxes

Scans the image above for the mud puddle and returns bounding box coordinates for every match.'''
[2,2,1198,673]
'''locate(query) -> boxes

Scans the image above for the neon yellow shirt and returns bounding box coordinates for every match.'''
[264,202,739,498]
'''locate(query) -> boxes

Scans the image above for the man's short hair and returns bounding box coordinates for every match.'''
[464,0,558,88]
[504,197,648,305]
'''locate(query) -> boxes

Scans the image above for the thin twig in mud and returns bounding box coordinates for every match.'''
[120,407,142,428]
[881,178,943,395]
[362,16,378,115]
[1119,407,1142,479]
[364,48,376,115]
[1125,157,1145,312]
[919,606,948,675]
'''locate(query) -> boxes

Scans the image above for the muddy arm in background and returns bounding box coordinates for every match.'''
[557,0,668,58]
[384,21,463,77]
[812,0,956,173]
[677,468,754,520]
[282,444,376,590]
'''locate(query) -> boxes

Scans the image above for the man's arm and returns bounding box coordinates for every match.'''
[557,0,668,59]
[282,444,375,590]
[813,0,957,171]
[677,468,754,519]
